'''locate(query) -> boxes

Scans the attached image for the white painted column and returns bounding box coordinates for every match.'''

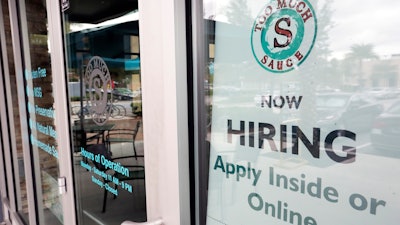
[138,0,190,224]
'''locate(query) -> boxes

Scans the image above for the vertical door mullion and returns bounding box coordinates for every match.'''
[0,0,19,218]
[139,0,190,224]
[190,0,209,224]
[46,0,76,224]
[0,31,10,222]
[0,0,11,218]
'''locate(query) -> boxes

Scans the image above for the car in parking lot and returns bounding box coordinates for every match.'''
[316,92,383,132]
[112,88,138,100]
[371,100,400,151]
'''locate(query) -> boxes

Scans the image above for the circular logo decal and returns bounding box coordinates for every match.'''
[85,56,112,125]
[251,0,317,73]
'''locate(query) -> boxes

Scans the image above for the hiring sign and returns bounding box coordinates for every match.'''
[206,0,399,224]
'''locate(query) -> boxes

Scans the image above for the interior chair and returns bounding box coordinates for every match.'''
[72,120,104,153]
[105,120,141,159]
[86,144,145,213]
[72,129,88,153]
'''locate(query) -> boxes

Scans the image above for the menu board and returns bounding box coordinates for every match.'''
[206,0,400,224]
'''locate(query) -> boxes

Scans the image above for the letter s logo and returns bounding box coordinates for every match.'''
[274,17,292,48]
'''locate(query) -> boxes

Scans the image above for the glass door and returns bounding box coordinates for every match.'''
[2,0,190,224]
[6,0,68,224]
[61,1,147,224]
[0,0,30,223]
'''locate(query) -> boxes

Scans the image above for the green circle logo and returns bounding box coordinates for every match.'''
[251,0,317,73]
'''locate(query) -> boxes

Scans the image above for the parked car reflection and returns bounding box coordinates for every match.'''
[316,92,383,132]
[365,87,400,100]
[371,100,400,151]
[112,88,138,100]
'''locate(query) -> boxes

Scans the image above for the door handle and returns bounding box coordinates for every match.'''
[121,219,163,225]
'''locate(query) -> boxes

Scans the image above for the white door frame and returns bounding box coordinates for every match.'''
[138,0,191,224]
[47,0,77,224]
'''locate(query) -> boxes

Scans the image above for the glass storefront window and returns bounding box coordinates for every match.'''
[1,0,31,222]
[200,0,400,224]
[62,2,146,224]
[16,0,63,224]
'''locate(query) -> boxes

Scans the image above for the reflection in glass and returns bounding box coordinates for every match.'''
[63,3,146,224]
[202,0,400,224]
[0,0,30,222]
[19,0,62,224]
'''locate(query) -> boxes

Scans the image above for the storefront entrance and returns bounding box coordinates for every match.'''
[0,0,190,224]
[4,0,400,224]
